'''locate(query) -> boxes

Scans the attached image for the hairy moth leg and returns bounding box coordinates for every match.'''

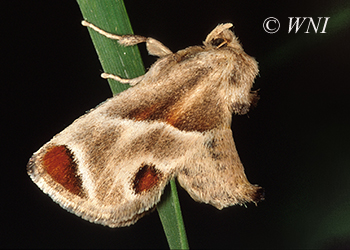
[82,20,173,86]
[81,20,172,57]
[101,74,144,86]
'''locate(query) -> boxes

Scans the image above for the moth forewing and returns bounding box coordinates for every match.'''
[27,21,263,228]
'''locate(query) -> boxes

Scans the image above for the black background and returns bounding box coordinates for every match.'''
[2,1,350,249]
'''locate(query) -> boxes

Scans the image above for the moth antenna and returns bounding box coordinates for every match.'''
[205,23,234,43]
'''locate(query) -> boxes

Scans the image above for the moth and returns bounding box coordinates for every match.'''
[27,21,263,228]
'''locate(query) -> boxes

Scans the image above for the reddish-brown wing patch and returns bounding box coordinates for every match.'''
[42,145,85,197]
[131,104,161,121]
[132,163,162,194]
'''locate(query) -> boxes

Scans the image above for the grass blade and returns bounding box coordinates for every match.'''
[76,0,189,248]
[157,180,189,249]
[77,0,144,95]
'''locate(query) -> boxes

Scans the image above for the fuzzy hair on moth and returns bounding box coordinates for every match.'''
[27,20,264,227]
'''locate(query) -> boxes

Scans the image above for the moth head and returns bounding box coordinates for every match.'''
[204,23,242,50]
[203,24,259,115]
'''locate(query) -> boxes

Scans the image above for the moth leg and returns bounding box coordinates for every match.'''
[101,73,144,86]
[82,20,172,57]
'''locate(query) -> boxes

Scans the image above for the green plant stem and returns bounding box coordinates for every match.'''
[158,180,189,249]
[77,0,144,94]
[76,1,189,249]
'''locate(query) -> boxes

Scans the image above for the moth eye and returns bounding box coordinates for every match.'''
[42,145,85,197]
[132,163,162,194]
[211,38,227,48]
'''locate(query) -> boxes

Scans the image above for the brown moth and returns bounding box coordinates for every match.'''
[27,21,263,228]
